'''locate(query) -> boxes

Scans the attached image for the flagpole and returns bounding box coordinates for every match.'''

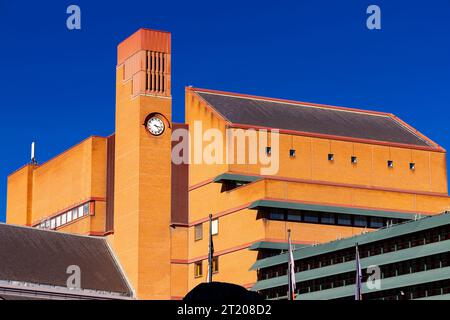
[287,229,296,300]
[207,214,214,283]
[355,242,362,300]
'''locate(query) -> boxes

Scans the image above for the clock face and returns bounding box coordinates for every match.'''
[146,116,165,136]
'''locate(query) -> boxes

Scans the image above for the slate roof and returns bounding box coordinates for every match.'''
[192,88,438,149]
[0,223,133,298]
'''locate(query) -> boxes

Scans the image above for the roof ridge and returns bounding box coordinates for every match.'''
[189,87,391,117]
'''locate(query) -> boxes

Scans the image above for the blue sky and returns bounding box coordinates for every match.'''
[1,1,450,222]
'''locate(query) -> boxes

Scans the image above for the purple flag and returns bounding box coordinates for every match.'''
[355,243,362,300]
[287,229,296,300]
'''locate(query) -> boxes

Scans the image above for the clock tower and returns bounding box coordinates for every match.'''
[113,29,172,299]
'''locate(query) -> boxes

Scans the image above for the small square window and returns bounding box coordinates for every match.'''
[351,156,357,164]
[194,261,203,278]
[211,219,219,235]
[195,224,203,241]
[410,162,415,170]
[212,257,219,273]
[328,153,334,161]
[266,147,271,155]
[289,149,296,157]
[387,160,394,168]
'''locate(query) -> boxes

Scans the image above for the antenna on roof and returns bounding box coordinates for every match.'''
[31,142,37,164]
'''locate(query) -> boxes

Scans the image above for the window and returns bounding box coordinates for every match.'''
[328,154,334,161]
[67,210,73,222]
[321,213,335,225]
[83,203,90,215]
[410,162,415,170]
[50,218,56,230]
[269,210,285,221]
[194,261,203,278]
[266,147,271,155]
[72,209,78,220]
[370,217,384,228]
[337,214,352,226]
[61,213,67,225]
[78,206,84,218]
[351,156,357,164]
[212,257,219,273]
[304,212,319,223]
[387,160,394,168]
[354,215,368,227]
[195,224,203,241]
[211,219,219,235]
[56,216,61,228]
[287,210,302,222]
[289,149,296,157]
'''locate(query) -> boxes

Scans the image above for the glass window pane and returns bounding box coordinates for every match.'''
[354,215,368,227]
[56,216,61,227]
[50,219,56,229]
[61,213,67,225]
[195,224,203,241]
[78,206,84,217]
[287,213,302,222]
[304,212,319,223]
[269,210,285,220]
[337,214,352,226]
[321,213,335,224]
[67,211,73,222]
[83,203,90,215]
[370,217,384,228]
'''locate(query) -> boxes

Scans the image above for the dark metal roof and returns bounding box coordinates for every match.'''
[194,90,433,147]
[0,223,132,297]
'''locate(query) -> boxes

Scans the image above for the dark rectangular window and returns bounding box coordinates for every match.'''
[337,214,352,226]
[354,215,368,227]
[369,217,384,228]
[266,147,271,155]
[387,160,394,168]
[287,210,302,222]
[328,154,334,161]
[351,156,357,164]
[321,213,335,224]
[410,162,415,170]
[269,210,285,220]
[212,257,219,273]
[195,224,203,241]
[194,261,203,278]
[304,212,319,223]
[290,149,296,157]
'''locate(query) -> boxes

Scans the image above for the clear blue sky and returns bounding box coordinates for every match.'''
[1,1,450,222]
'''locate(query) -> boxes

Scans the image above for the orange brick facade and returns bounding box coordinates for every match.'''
[6,28,450,300]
